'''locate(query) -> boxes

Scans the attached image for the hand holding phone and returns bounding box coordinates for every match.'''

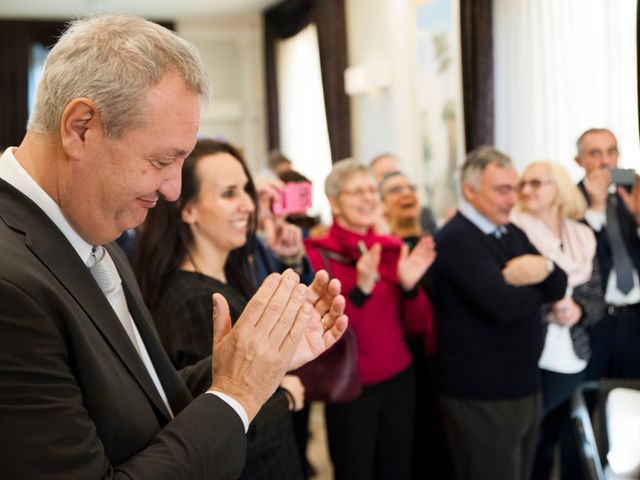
[609,168,637,186]
[272,182,312,216]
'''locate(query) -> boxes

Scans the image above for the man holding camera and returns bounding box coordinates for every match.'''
[575,128,640,381]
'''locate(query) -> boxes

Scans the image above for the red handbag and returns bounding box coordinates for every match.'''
[293,247,362,403]
[293,326,362,403]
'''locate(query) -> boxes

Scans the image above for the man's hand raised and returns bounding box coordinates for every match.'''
[208,269,347,421]
[289,269,347,370]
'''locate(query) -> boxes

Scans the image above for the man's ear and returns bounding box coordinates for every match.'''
[574,155,583,168]
[60,98,100,159]
[462,182,476,203]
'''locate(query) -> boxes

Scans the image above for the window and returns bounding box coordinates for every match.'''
[28,42,49,116]
[276,24,333,223]
[494,0,639,176]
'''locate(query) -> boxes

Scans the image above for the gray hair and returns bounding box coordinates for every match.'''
[576,128,616,155]
[461,145,513,189]
[324,158,371,198]
[29,15,211,139]
[369,152,397,168]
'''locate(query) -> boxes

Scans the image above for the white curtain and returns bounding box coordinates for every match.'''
[493,0,639,179]
[276,24,333,224]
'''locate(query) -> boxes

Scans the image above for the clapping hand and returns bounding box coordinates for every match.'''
[209,269,346,421]
[289,269,347,370]
[356,241,381,294]
[397,235,436,291]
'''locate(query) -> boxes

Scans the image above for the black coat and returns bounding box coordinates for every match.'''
[0,178,246,479]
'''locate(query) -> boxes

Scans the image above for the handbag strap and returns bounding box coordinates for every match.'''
[315,248,355,277]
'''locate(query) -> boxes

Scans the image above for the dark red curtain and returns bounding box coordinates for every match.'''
[0,19,174,150]
[0,20,66,149]
[264,0,352,163]
[460,0,494,151]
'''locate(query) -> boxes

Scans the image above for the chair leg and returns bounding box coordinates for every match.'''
[570,383,605,480]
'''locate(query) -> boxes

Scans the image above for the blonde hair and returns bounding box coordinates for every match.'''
[516,161,587,220]
[29,15,210,139]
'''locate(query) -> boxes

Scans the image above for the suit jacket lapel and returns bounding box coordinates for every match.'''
[109,245,193,416]
[0,180,172,420]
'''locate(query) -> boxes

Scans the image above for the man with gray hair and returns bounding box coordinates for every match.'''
[427,146,567,480]
[574,128,640,381]
[0,15,347,479]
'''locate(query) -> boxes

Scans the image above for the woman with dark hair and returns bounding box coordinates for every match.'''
[135,138,304,480]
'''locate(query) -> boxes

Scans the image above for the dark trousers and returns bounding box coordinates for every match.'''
[531,369,584,480]
[325,366,415,480]
[291,405,311,478]
[585,305,640,380]
[561,306,640,479]
[439,394,541,480]
[406,338,452,480]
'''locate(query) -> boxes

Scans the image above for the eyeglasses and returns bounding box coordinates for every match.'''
[383,184,418,196]
[341,186,378,198]
[490,185,519,195]
[518,179,554,192]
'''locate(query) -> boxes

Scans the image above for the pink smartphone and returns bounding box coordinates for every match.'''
[272,182,313,216]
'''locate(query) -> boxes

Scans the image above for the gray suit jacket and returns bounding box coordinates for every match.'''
[0,178,246,479]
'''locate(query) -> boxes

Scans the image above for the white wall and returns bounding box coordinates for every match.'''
[345,0,419,171]
[177,15,267,172]
[175,2,439,187]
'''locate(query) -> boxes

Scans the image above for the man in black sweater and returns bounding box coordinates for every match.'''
[428,146,567,480]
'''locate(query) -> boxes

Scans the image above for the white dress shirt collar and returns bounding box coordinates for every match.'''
[459,200,506,235]
[0,147,94,264]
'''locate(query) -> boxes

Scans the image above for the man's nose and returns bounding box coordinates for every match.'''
[603,155,616,168]
[158,166,182,202]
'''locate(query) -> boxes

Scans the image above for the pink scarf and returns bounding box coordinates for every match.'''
[511,211,595,287]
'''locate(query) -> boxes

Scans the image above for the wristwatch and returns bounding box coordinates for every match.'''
[545,257,555,274]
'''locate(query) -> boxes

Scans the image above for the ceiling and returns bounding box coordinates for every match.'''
[0,0,280,20]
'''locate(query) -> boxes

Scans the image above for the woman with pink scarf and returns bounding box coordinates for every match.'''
[511,161,605,480]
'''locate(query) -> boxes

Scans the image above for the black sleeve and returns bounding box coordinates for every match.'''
[348,286,371,307]
[434,224,566,324]
[572,257,606,329]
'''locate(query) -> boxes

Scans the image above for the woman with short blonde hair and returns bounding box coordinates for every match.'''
[511,160,604,480]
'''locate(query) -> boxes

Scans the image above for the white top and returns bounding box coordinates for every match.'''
[584,188,640,306]
[510,210,593,373]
